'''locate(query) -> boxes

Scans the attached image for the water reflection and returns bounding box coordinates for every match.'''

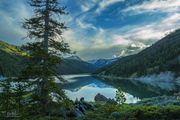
[101,77,180,99]
[60,75,180,103]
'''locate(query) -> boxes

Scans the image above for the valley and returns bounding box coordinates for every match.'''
[95,29,180,81]
[0,0,180,119]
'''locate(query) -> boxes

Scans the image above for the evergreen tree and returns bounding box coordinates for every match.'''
[0,78,15,118]
[21,0,71,116]
[13,79,29,119]
[115,88,126,104]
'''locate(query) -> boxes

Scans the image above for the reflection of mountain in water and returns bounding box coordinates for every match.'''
[100,77,180,99]
[60,76,113,92]
[60,75,180,99]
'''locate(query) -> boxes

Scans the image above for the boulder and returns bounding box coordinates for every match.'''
[74,107,84,118]
[74,97,95,118]
[94,93,108,102]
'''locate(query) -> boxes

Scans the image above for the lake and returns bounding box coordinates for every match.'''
[61,74,180,103]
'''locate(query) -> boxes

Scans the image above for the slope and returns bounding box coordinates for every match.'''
[95,29,180,77]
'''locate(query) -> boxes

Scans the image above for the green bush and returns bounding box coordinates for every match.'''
[84,104,118,120]
[115,88,126,104]
[84,105,180,120]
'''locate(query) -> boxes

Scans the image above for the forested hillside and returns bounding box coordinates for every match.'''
[0,40,95,76]
[95,29,180,77]
[57,56,96,74]
[0,41,25,76]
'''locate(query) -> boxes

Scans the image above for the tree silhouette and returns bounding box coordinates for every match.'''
[21,0,71,116]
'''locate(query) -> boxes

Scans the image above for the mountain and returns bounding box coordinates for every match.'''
[95,29,180,78]
[0,40,96,76]
[57,56,96,75]
[0,40,26,76]
[88,42,151,69]
[88,58,118,69]
[113,42,151,58]
[66,56,83,61]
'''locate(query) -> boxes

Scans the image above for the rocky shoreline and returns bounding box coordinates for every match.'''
[72,93,180,118]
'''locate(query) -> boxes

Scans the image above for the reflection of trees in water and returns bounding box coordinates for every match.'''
[58,76,113,92]
[101,77,180,99]
[58,75,180,99]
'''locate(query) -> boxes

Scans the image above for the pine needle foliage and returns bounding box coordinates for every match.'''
[21,0,71,116]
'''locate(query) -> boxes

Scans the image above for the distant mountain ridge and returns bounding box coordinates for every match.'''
[87,42,151,69]
[66,56,83,61]
[88,58,118,69]
[57,56,96,75]
[0,40,96,76]
[95,29,180,78]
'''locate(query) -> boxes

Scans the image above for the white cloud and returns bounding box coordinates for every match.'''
[63,29,85,51]
[81,5,91,12]
[113,23,177,43]
[120,0,180,38]
[112,35,132,46]
[111,11,180,42]
[128,26,165,40]
[124,0,180,14]
[76,15,97,30]
[0,1,31,44]
[77,19,97,30]
[80,0,98,12]
[162,13,180,26]
[95,0,124,14]
[90,28,108,48]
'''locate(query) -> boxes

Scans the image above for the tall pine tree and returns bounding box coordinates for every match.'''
[13,79,30,119]
[21,0,71,116]
[0,78,15,118]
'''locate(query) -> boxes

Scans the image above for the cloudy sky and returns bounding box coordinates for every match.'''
[0,0,180,60]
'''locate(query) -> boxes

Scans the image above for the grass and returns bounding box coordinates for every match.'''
[84,104,180,120]
[0,40,27,56]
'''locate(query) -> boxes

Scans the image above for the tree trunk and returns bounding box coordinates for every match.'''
[44,0,49,53]
[42,0,50,115]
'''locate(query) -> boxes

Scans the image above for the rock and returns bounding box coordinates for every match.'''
[74,107,84,118]
[74,97,95,118]
[94,93,108,102]
[75,98,79,104]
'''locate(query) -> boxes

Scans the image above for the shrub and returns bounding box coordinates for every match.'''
[84,104,180,120]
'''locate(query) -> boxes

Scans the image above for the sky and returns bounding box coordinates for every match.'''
[0,0,180,60]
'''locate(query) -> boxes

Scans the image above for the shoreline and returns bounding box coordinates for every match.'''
[92,74,180,85]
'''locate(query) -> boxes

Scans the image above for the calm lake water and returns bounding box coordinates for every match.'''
[61,74,180,103]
